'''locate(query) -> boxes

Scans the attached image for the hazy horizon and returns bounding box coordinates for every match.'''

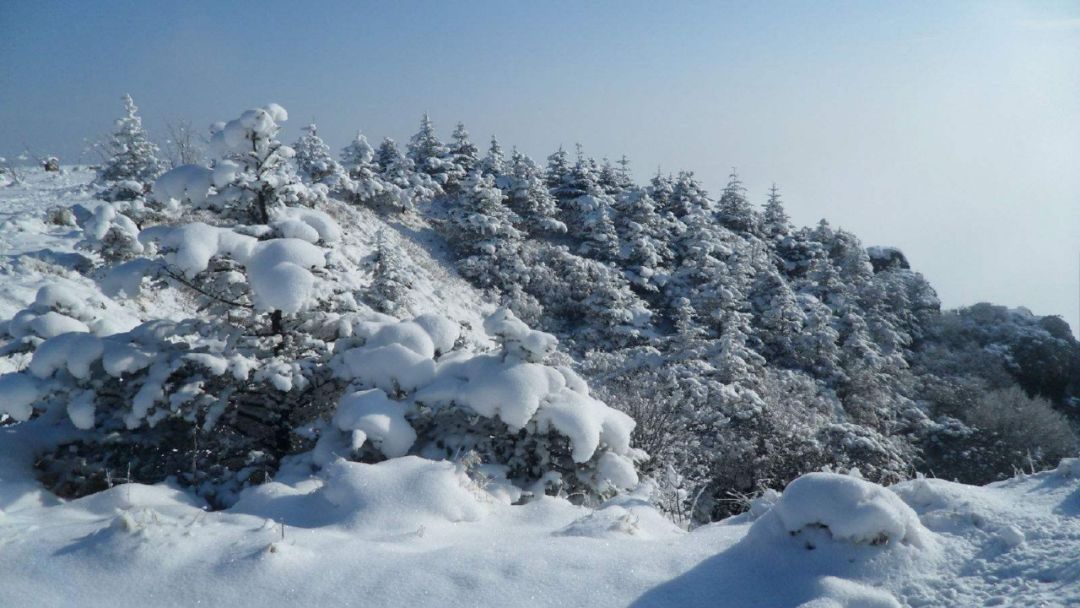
[2,0,1077,330]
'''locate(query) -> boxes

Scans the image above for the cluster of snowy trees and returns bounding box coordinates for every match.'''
[2,99,640,508]
[2,95,1076,521]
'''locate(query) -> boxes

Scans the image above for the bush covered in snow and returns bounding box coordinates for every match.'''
[752,472,928,548]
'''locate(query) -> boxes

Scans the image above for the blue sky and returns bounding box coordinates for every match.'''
[2,0,1078,329]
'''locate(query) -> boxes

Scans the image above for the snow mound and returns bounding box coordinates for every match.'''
[796,576,901,608]
[759,473,927,548]
[319,457,488,532]
[234,457,490,535]
[557,490,682,540]
[1057,458,1080,478]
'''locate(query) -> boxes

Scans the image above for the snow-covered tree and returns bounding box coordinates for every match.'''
[96,93,166,199]
[293,123,345,189]
[442,172,525,289]
[340,130,391,207]
[407,113,452,187]
[481,135,506,177]
[367,229,412,315]
[375,137,437,212]
[762,183,791,240]
[716,169,756,233]
[613,188,673,293]
[504,150,565,236]
[446,122,479,187]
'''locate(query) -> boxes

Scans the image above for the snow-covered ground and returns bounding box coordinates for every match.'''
[1,168,1078,607]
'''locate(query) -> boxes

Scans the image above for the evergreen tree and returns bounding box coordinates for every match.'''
[717,169,756,232]
[96,93,166,199]
[545,146,571,192]
[482,135,506,177]
[375,137,436,212]
[368,229,412,315]
[443,172,525,289]
[613,188,673,293]
[340,130,390,206]
[762,183,791,240]
[504,150,566,236]
[293,123,345,188]
[667,171,711,219]
[406,113,452,187]
[447,122,479,187]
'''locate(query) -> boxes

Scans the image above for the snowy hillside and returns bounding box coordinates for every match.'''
[2,94,1079,608]
[1,165,1078,607]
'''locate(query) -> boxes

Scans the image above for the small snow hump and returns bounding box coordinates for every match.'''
[754,472,928,549]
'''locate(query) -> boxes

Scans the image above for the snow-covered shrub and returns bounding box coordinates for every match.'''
[77,202,145,263]
[4,105,646,507]
[316,308,644,500]
[6,105,350,504]
[961,386,1075,476]
[2,284,132,349]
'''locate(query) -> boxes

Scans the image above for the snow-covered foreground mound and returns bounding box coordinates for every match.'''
[2,447,1079,607]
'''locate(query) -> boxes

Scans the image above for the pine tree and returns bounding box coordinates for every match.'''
[293,123,345,188]
[666,171,711,219]
[340,130,390,206]
[406,113,451,187]
[481,135,506,177]
[598,157,631,195]
[545,146,571,192]
[368,229,412,315]
[504,150,566,236]
[762,183,791,240]
[204,104,317,224]
[446,122,479,187]
[375,137,435,212]
[96,93,166,199]
[717,169,756,232]
[613,188,673,293]
[443,172,525,289]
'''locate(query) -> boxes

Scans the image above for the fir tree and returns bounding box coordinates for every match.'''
[505,150,566,236]
[447,122,479,187]
[482,135,506,177]
[762,183,791,240]
[340,130,389,206]
[717,169,756,232]
[368,229,412,315]
[407,113,451,186]
[96,93,166,198]
[293,123,345,188]
[443,172,525,289]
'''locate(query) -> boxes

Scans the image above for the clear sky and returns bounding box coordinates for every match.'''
[2,1,1078,330]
